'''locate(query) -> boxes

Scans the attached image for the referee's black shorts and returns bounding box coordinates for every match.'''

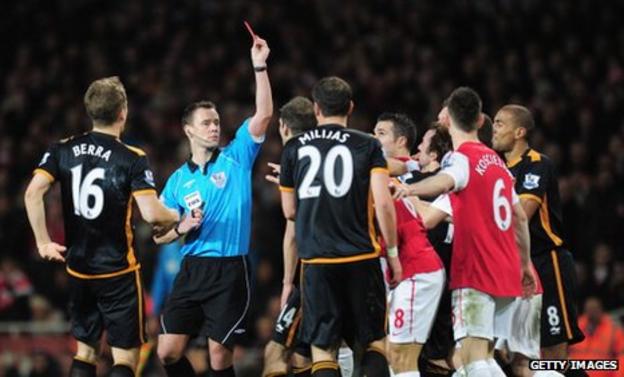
[533,248,585,347]
[160,255,251,349]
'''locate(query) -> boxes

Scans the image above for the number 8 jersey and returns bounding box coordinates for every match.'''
[34,132,157,278]
[279,124,387,263]
[440,141,522,297]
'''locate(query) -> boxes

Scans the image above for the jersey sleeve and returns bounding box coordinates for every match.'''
[33,143,60,182]
[279,142,296,192]
[516,159,551,205]
[369,138,388,173]
[431,194,453,216]
[223,118,263,169]
[159,173,184,214]
[440,151,470,192]
[130,155,157,195]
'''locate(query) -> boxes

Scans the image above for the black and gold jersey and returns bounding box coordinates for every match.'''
[279,124,387,263]
[507,148,565,256]
[34,131,157,278]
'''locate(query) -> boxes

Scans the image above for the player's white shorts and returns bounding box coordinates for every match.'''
[495,294,542,360]
[388,269,445,344]
[452,288,515,342]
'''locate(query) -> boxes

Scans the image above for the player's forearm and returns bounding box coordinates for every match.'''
[282,221,298,285]
[408,175,453,198]
[375,201,398,248]
[153,227,179,245]
[513,204,531,268]
[24,190,51,246]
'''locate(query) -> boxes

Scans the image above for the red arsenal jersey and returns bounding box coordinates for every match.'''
[441,141,522,297]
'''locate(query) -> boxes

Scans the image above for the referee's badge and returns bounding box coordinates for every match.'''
[523,173,540,190]
[211,171,227,189]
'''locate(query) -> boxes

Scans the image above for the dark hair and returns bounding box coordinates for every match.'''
[312,76,352,117]
[182,100,217,126]
[427,123,452,163]
[478,113,493,148]
[377,112,417,152]
[446,87,482,132]
[500,104,535,137]
[84,76,127,125]
[280,97,317,135]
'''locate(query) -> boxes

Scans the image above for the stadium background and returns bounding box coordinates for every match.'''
[1,0,624,375]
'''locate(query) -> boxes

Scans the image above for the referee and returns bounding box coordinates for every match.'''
[153,35,272,377]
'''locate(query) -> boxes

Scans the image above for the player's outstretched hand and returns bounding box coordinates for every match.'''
[389,181,410,200]
[251,36,270,67]
[521,265,537,299]
[38,242,67,263]
[265,162,281,185]
[177,209,203,235]
[387,256,403,288]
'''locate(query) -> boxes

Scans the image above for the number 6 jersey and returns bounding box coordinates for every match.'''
[439,141,522,297]
[34,132,157,278]
[279,124,387,263]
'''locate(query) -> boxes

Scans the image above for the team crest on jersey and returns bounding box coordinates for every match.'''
[183,191,203,210]
[210,171,227,189]
[523,173,540,190]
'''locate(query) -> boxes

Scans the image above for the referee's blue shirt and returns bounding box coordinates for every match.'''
[160,119,263,257]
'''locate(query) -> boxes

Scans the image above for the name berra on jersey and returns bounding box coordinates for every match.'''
[298,128,350,145]
[72,143,112,162]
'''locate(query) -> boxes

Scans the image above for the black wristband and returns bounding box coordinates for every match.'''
[174,222,182,236]
[254,66,267,72]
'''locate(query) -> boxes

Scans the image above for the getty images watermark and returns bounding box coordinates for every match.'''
[529,359,619,372]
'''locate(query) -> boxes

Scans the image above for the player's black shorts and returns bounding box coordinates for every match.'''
[422,281,453,360]
[69,269,146,349]
[300,258,386,349]
[271,287,311,357]
[160,255,250,348]
[533,248,585,347]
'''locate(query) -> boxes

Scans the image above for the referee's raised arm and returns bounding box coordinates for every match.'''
[247,35,273,138]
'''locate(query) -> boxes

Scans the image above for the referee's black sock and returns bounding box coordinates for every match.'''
[69,358,96,377]
[163,356,196,377]
[210,366,236,376]
[311,361,339,377]
[362,347,390,377]
[110,364,134,377]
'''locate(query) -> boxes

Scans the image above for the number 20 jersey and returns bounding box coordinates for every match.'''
[34,132,157,278]
[279,124,387,263]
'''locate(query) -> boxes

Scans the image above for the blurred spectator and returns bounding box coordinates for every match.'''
[570,297,624,377]
[0,257,33,321]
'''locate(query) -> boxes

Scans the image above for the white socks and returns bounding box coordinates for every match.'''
[451,365,466,377]
[395,372,420,377]
[464,360,493,377]
[486,358,507,377]
[337,345,354,377]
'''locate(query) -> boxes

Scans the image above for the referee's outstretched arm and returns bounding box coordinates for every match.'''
[247,35,273,138]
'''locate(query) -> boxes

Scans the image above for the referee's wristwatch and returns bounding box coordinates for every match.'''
[174,222,183,236]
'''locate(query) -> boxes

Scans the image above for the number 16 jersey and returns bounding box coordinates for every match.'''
[279,124,387,263]
[34,132,157,278]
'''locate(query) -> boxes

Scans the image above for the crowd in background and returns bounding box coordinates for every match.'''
[1,0,624,375]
